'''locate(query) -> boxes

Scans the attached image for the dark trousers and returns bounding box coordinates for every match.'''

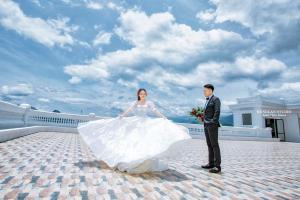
[204,123,221,167]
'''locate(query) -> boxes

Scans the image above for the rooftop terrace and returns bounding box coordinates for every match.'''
[0,132,299,199]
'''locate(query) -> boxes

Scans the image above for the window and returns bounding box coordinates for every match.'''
[242,113,252,125]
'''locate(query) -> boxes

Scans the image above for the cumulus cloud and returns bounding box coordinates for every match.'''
[206,0,300,52]
[281,67,300,82]
[61,0,124,12]
[194,0,300,104]
[137,56,287,89]
[38,98,50,102]
[68,76,82,84]
[53,96,94,104]
[2,0,294,115]
[64,61,109,83]
[114,9,251,65]
[1,83,34,100]
[196,9,216,23]
[64,9,252,83]
[210,0,299,34]
[0,0,78,47]
[30,0,42,7]
[256,82,300,103]
[106,2,125,12]
[224,56,287,82]
[85,1,103,10]
[258,82,300,94]
[93,31,112,46]
[117,78,139,88]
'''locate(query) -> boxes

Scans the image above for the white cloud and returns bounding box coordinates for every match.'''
[106,2,125,12]
[60,0,80,6]
[93,31,112,46]
[64,62,109,84]
[228,56,286,80]
[222,100,237,110]
[1,83,34,96]
[117,78,139,88]
[258,82,300,94]
[256,82,300,103]
[68,76,82,84]
[114,9,251,65]
[0,0,78,47]
[61,0,124,12]
[281,66,300,82]
[64,9,251,83]
[38,98,50,102]
[30,0,42,7]
[206,0,300,52]
[53,97,94,104]
[86,1,103,10]
[196,9,216,23]
[137,56,287,88]
[209,0,300,35]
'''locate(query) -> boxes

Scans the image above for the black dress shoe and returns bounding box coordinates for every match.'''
[201,164,214,169]
[209,166,221,173]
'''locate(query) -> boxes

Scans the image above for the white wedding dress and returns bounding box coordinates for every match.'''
[77,100,191,174]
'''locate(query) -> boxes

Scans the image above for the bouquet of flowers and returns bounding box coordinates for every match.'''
[189,106,204,122]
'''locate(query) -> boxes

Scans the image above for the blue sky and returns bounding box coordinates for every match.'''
[0,0,299,117]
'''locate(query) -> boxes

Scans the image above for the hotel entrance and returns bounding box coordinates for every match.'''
[265,118,285,141]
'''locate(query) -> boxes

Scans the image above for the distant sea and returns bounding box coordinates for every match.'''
[168,114,233,126]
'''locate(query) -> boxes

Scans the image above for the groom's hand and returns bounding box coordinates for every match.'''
[197,116,202,122]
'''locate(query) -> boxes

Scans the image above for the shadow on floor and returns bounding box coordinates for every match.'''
[74,160,190,182]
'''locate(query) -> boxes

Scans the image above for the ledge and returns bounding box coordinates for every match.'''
[0,126,77,142]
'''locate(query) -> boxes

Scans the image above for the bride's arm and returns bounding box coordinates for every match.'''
[149,101,167,119]
[118,101,137,118]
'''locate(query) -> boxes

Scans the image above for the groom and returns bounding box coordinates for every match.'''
[199,84,221,173]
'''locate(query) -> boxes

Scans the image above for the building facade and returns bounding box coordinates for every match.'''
[229,95,300,142]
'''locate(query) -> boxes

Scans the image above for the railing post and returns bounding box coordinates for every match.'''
[20,103,31,127]
[89,113,96,120]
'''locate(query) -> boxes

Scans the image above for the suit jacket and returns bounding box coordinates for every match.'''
[204,94,221,127]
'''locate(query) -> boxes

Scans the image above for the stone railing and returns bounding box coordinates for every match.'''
[178,122,274,140]
[0,100,276,142]
[0,100,108,129]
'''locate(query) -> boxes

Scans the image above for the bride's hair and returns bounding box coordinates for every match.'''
[137,88,147,101]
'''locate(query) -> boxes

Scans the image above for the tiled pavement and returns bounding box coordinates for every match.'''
[0,132,300,200]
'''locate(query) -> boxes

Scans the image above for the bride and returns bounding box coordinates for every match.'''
[77,88,191,174]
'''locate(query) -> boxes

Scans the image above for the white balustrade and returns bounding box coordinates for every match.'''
[0,100,274,142]
[178,122,273,139]
[0,100,109,129]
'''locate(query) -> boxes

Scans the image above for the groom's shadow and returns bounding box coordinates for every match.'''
[74,160,189,182]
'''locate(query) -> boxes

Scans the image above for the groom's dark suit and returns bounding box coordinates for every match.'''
[203,94,221,167]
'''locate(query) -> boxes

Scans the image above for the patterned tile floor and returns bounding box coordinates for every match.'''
[0,132,300,200]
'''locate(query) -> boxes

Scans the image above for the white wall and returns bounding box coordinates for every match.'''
[0,124,278,143]
[0,100,108,129]
[0,100,274,142]
[285,113,300,142]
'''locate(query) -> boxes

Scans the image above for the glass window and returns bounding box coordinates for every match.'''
[242,113,252,125]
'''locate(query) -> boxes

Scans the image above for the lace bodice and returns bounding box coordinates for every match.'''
[130,100,158,117]
[122,100,164,117]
